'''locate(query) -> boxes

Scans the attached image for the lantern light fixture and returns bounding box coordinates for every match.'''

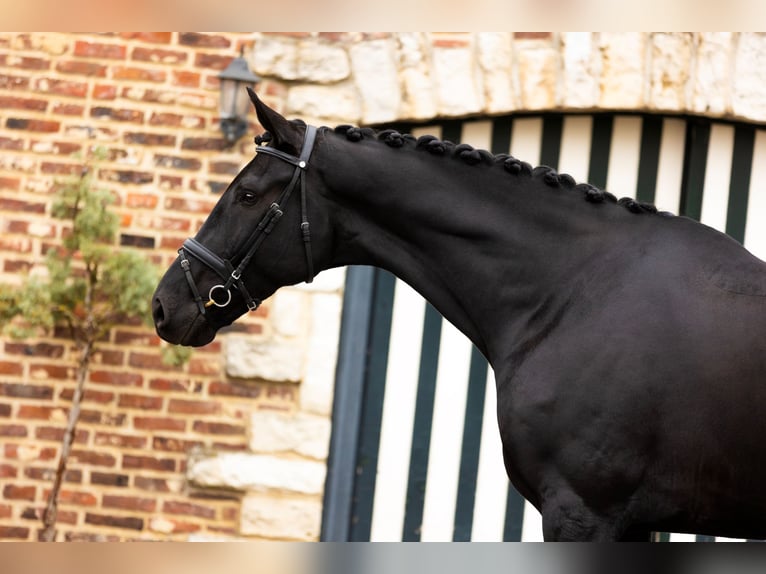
[218,49,260,146]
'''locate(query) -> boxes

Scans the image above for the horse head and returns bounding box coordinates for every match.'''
[152,91,333,346]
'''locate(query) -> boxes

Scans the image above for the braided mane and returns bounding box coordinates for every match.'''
[258,122,667,216]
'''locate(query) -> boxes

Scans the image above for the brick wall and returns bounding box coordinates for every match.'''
[0,32,321,541]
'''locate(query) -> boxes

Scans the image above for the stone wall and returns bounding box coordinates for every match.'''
[1,31,765,542]
[252,32,766,126]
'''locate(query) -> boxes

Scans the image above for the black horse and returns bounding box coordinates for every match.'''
[153,90,766,541]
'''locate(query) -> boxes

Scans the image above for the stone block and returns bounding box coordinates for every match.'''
[650,33,693,111]
[516,42,559,110]
[733,33,766,122]
[225,336,304,383]
[253,36,349,84]
[397,33,437,120]
[187,451,327,495]
[562,32,599,109]
[240,493,322,540]
[249,410,331,460]
[692,33,734,116]
[598,33,646,109]
[286,85,361,124]
[432,43,484,116]
[301,292,342,416]
[350,39,401,124]
[477,33,516,113]
[270,289,309,339]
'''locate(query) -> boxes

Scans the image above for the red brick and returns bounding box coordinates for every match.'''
[173,70,200,88]
[94,349,125,366]
[0,464,17,478]
[133,416,186,432]
[0,425,28,437]
[0,74,30,90]
[59,388,115,404]
[118,394,163,410]
[36,78,89,98]
[91,472,130,487]
[103,494,156,512]
[119,32,172,44]
[3,484,36,500]
[0,177,21,191]
[52,103,86,116]
[85,513,143,531]
[148,378,199,393]
[112,66,166,83]
[0,404,10,417]
[134,476,170,492]
[179,33,231,48]
[0,136,24,150]
[194,53,232,70]
[94,432,147,449]
[0,526,30,539]
[181,137,226,152]
[0,198,46,214]
[5,118,61,133]
[0,95,47,111]
[162,500,215,520]
[154,153,202,170]
[56,60,108,76]
[158,519,201,534]
[53,489,98,506]
[128,352,175,371]
[132,47,188,65]
[163,196,218,214]
[152,436,203,453]
[0,383,53,400]
[91,106,144,123]
[189,357,221,376]
[89,370,142,387]
[7,55,50,70]
[21,506,77,525]
[35,426,88,443]
[79,410,125,427]
[168,398,221,415]
[122,455,176,472]
[0,361,23,376]
[93,84,118,100]
[41,161,82,175]
[0,503,11,518]
[124,132,176,147]
[71,450,116,467]
[192,421,245,436]
[514,32,553,40]
[125,193,159,209]
[17,405,59,420]
[26,467,80,483]
[29,363,71,380]
[74,40,126,59]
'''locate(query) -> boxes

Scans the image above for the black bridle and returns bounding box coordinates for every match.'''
[178,125,318,316]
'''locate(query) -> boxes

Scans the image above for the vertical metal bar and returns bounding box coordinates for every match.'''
[320,265,376,541]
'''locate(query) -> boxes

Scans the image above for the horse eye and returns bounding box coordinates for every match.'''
[239,190,259,205]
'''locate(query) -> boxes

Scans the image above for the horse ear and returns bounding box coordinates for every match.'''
[248,88,302,151]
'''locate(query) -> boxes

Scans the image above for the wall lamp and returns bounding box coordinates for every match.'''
[218,50,260,146]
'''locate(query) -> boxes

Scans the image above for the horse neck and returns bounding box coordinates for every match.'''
[319,136,622,363]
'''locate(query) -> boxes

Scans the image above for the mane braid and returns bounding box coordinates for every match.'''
[326,123,670,217]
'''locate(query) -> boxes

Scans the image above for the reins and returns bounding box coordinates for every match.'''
[178,125,318,315]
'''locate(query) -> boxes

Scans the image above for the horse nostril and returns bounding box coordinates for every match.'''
[152,297,166,327]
